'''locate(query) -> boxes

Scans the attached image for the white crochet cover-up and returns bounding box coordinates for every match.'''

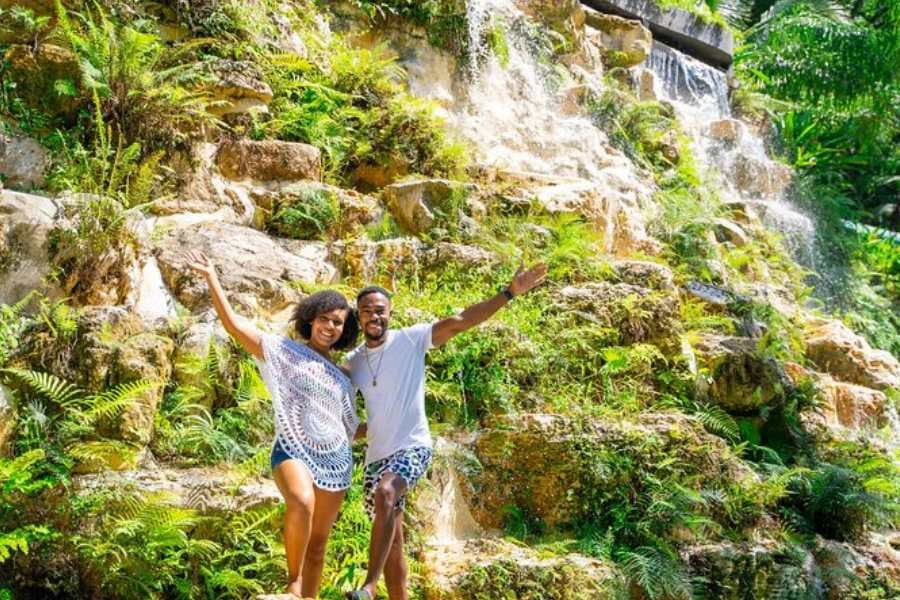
[255,333,359,491]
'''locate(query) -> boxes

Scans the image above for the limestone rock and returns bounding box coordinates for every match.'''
[154,221,337,317]
[469,412,751,531]
[784,363,888,436]
[585,14,652,68]
[0,189,59,306]
[611,259,675,290]
[171,318,231,412]
[383,179,475,236]
[805,319,900,390]
[254,181,380,238]
[328,237,423,283]
[532,178,658,255]
[693,334,793,412]
[815,534,900,599]
[423,538,621,599]
[732,154,792,198]
[687,540,821,599]
[217,139,321,182]
[111,333,174,445]
[708,118,744,144]
[3,44,80,118]
[202,59,273,117]
[423,242,498,272]
[129,256,178,328]
[514,0,585,52]
[634,67,657,101]
[556,281,680,347]
[74,466,281,515]
[0,132,48,189]
[714,217,750,246]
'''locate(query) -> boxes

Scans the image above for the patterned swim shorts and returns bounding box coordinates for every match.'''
[363,446,433,520]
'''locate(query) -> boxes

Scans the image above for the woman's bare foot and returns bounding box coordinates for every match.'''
[286,579,303,598]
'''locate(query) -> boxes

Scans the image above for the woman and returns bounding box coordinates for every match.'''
[185,250,363,599]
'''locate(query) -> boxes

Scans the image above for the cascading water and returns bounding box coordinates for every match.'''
[645,42,829,279]
[448,0,645,185]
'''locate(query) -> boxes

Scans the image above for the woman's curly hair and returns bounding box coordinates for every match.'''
[292,290,359,351]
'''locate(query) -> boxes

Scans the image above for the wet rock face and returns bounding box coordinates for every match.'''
[216,139,321,182]
[693,334,793,413]
[805,319,900,391]
[732,154,792,198]
[154,221,337,316]
[0,133,48,190]
[584,13,652,68]
[468,413,748,531]
[513,0,586,51]
[0,189,59,306]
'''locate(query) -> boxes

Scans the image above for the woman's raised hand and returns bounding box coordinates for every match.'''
[184,249,216,279]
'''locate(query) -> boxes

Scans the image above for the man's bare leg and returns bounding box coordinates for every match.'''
[360,472,407,598]
[383,516,408,600]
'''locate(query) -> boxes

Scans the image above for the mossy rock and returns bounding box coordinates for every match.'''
[468,412,752,532]
[3,43,81,120]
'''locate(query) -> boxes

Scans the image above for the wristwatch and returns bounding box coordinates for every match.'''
[501,287,515,301]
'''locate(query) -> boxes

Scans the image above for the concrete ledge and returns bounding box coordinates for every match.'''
[583,0,733,70]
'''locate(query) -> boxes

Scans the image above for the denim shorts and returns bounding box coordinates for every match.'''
[270,438,291,471]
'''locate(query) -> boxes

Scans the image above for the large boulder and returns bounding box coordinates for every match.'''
[584,13,652,68]
[805,319,900,391]
[0,132,48,189]
[216,139,321,182]
[555,281,680,348]
[154,221,337,317]
[692,334,793,413]
[383,179,476,237]
[0,189,59,306]
[468,412,751,531]
[732,154,792,198]
[3,44,81,118]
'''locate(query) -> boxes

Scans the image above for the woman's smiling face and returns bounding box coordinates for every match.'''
[309,307,349,351]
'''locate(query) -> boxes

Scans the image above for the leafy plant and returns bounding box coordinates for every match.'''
[269,187,342,240]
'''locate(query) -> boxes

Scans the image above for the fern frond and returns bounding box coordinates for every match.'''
[1,368,84,407]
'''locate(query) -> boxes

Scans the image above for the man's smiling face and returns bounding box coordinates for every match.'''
[357,292,391,343]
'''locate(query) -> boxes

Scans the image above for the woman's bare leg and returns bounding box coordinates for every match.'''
[301,486,347,597]
[274,460,316,597]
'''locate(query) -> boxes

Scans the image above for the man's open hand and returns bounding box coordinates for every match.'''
[508,262,548,297]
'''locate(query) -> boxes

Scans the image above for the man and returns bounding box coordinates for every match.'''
[344,263,548,600]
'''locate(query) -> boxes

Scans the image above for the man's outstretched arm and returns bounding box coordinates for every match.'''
[431,263,547,347]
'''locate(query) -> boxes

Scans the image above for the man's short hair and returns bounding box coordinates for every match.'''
[356,285,392,304]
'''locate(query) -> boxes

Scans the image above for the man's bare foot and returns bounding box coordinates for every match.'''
[286,579,303,598]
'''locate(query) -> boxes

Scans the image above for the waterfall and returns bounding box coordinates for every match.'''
[444,0,646,185]
[645,42,830,280]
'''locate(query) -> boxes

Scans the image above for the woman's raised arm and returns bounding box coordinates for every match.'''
[183,250,263,360]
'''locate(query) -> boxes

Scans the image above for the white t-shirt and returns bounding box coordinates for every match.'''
[346,323,434,465]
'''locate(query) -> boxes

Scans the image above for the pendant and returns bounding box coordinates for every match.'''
[372,379,377,387]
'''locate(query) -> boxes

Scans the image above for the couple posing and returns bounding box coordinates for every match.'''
[185,250,546,599]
